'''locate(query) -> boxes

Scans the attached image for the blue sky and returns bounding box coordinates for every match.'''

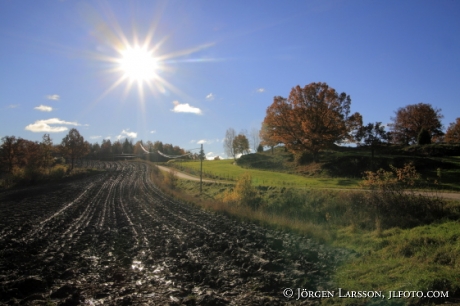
[1,0,459,159]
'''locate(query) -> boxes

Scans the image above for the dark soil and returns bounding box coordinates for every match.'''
[0,161,352,305]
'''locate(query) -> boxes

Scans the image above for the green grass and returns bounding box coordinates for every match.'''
[172,159,361,189]
[330,221,460,304]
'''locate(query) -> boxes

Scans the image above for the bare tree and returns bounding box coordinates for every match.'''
[223,128,236,159]
[249,127,260,153]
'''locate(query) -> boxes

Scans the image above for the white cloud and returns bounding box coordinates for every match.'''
[150,130,156,134]
[7,104,19,109]
[205,152,224,160]
[256,88,265,93]
[105,136,111,140]
[46,94,60,101]
[117,129,137,140]
[90,136,102,139]
[171,101,202,115]
[34,105,53,112]
[25,118,80,133]
[206,93,215,101]
[194,139,217,145]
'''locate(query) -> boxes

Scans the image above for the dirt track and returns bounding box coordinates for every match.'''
[0,161,351,305]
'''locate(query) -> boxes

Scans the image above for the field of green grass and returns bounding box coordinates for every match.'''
[171,159,361,189]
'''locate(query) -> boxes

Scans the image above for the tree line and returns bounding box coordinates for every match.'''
[251,82,460,161]
[0,128,190,177]
[90,138,188,162]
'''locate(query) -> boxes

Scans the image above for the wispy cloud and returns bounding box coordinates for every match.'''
[46,94,60,101]
[171,101,202,115]
[206,93,215,101]
[256,88,265,93]
[194,139,218,145]
[34,105,53,112]
[150,130,156,134]
[117,129,137,140]
[6,104,20,109]
[25,118,80,133]
[90,135,102,139]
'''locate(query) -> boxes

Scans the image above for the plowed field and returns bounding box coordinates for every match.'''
[0,161,350,305]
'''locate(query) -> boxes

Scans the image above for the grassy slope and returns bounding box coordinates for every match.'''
[172,159,360,189]
[174,144,460,191]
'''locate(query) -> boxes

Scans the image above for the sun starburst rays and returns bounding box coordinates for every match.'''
[84,2,219,112]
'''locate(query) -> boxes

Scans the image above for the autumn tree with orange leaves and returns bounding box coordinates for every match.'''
[389,103,444,145]
[262,82,362,162]
[445,118,460,143]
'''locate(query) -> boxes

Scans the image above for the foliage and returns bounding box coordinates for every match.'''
[223,128,236,159]
[445,117,460,143]
[259,122,278,154]
[261,82,362,162]
[164,168,178,189]
[417,128,432,145]
[390,102,444,145]
[361,162,420,189]
[221,172,261,209]
[361,163,445,229]
[0,135,52,177]
[40,134,54,174]
[232,134,250,157]
[355,122,389,158]
[257,144,264,153]
[1,136,22,174]
[122,138,133,154]
[60,129,89,172]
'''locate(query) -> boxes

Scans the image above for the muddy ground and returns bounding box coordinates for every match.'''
[0,161,352,305]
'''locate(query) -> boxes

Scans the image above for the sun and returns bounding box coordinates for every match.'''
[118,45,158,82]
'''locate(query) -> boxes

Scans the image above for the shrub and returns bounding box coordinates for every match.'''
[164,168,178,190]
[361,163,445,229]
[50,165,67,180]
[257,144,264,153]
[221,172,261,209]
[295,151,313,165]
